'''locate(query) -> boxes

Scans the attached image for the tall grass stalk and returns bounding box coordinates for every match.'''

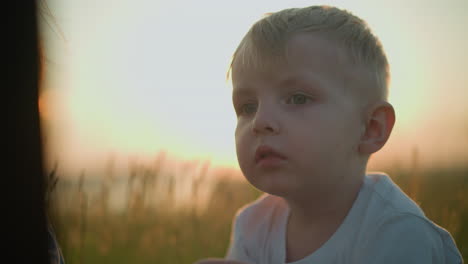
[48,152,468,263]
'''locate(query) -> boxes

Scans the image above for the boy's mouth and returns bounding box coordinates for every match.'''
[255,145,287,164]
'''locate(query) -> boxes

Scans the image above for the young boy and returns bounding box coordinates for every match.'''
[197,5,462,264]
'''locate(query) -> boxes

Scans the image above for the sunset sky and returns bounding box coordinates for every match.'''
[40,0,468,177]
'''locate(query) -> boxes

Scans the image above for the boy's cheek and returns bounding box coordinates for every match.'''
[234,122,251,140]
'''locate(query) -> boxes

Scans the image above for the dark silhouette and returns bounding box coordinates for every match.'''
[7,1,50,263]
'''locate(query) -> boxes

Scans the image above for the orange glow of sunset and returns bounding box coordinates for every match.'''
[40,0,468,176]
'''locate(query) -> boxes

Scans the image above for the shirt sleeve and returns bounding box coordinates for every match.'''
[225,208,255,263]
[356,214,462,264]
[225,210,255,264]
[48,225,66,264]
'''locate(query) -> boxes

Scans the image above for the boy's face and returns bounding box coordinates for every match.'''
[232,33,365,197]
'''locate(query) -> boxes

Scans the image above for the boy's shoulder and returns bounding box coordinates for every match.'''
[363,173,426,218]
[226,194,289,262]
[232,193,287,240]
[355,173,463,263]
[362,173,453,238]
[234,193,286,226]
[354,211,462,263]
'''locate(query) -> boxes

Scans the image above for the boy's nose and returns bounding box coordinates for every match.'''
[252,106,280,135]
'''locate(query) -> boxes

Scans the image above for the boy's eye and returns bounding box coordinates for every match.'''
[240,103,257,115]
[287,94,310,105]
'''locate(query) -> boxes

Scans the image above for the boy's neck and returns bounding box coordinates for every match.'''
[285,172,364,228]
[284,173,364,262]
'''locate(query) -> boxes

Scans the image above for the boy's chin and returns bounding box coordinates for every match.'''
[248,178,297,198]
[249,176,337,200]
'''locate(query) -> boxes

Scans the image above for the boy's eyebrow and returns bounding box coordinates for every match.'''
[232,86,255,99]
[232,74,323,100]
[278,77,300,87]
[277,75,321,92]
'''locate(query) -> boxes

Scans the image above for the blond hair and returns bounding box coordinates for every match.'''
[229,6,390,101]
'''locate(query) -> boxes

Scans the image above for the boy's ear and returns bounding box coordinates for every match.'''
[358,101,395,155]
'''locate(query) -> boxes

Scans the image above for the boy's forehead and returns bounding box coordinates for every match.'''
[233,33,349,74]
[231,33,350,85]
[231,32,376,106]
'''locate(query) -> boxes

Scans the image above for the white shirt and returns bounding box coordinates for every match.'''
[225,173,463,264]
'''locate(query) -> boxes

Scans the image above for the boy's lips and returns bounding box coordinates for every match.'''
[254,145,287,164]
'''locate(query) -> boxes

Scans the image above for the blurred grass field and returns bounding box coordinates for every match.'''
[48,156,468,264]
